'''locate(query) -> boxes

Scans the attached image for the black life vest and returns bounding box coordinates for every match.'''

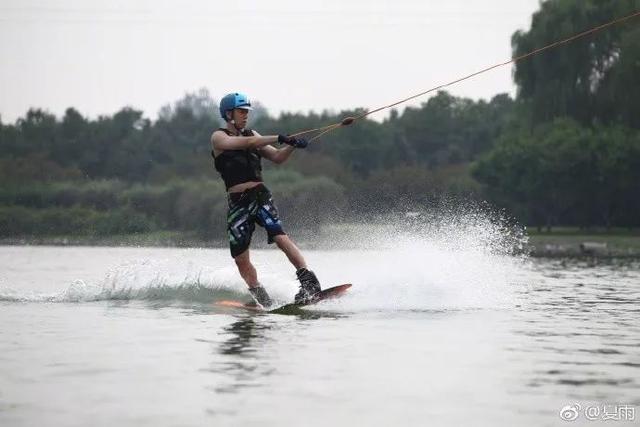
[212,128,263,190]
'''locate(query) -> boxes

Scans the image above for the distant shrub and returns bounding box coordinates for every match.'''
[0,180,126,210]
[92,209,156,236]
[0,205,97,236]
[265,170,347,230]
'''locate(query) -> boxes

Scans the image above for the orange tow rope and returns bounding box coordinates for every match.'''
[289,10,640,142]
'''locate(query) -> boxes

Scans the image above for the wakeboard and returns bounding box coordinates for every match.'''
[216,284,352,313]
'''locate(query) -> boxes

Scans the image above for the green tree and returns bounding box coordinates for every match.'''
[512,0,640,126]
[473,118,640,229]
[597,27,640,128]
[52,108,88,167]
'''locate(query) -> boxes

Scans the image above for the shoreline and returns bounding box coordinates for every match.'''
[527,233,640,258]
[2,231,640,258]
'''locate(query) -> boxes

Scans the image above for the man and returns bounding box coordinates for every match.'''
[210,92,322,309]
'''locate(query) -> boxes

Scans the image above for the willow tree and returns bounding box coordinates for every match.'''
[512,0,640,127]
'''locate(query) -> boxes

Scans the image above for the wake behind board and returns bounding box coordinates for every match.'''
[216,284,352,314]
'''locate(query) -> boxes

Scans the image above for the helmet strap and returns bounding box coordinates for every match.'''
[226,117,242,136]
[227,111,244,132]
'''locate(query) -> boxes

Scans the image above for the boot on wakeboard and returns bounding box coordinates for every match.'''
[294,268,322,304]
[248,285,273,309]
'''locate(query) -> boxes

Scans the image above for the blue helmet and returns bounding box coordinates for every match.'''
[219,92,252,120]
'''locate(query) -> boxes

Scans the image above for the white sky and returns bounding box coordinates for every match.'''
[0,0,541,123]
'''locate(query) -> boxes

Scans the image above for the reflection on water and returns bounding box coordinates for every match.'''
[207,316,277,395]
[207,308,350,394]
[219,317,273,357]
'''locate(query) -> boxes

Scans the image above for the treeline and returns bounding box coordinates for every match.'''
[1,0,639,239]
[0,172,345,239]
[0,90,510,239]
[474,119,640,229]
[483,0,640,229]
[0,90,513,186]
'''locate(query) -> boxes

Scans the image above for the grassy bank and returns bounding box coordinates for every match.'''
[0,231,218,248]
[527,228,640,257]
[3,227,640,258]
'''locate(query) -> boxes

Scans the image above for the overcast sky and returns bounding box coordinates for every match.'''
[0,0,541,123]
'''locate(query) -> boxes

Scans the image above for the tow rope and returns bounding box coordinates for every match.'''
[289,10,640,142]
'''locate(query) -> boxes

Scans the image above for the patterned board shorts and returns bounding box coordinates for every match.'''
[226,184,286,258]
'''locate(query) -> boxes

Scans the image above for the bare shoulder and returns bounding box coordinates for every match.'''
[211,130,228,157]
[211,129,226,142]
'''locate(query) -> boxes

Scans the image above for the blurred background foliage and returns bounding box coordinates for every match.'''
[1,0,639,239]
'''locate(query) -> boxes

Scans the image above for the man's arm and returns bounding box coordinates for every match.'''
[211,130,307,155]
[253,130,297,164]
[211,130,278,152]
[258,144,296,164]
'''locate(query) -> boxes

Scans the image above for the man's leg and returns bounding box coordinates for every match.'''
[273,234,306,270]
[255,189,319,302]
[233,249,259,288]
[234,249,273,307]
[273,234,321,302]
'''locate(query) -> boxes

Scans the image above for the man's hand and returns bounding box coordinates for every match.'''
[278,134,309,149]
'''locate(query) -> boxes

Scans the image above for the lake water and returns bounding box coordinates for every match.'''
[1,240,639,426]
